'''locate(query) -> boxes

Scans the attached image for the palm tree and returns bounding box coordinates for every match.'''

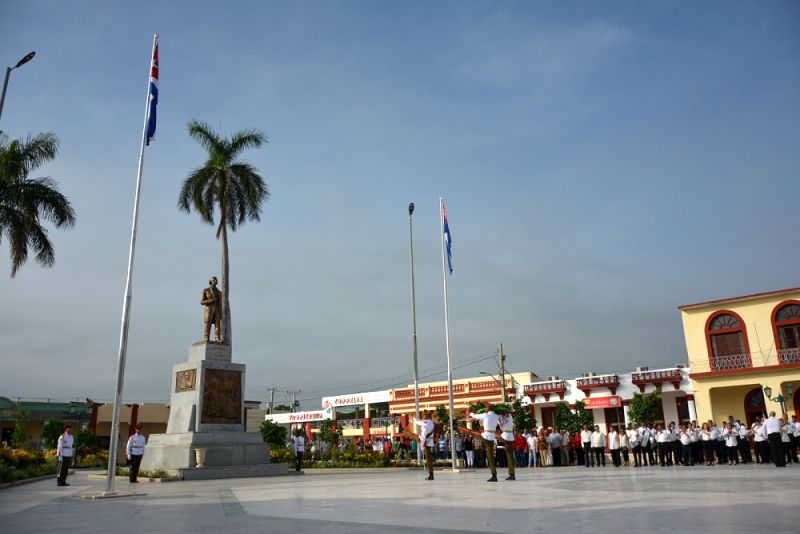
[178,120,269,346]
[0,131,76,277]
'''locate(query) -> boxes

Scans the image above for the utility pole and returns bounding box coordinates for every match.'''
[287,390,300,412]
[266,387,275,414]
[498,342,507,402]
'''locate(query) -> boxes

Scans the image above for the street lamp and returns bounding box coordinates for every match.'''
[763,385,787,416]
[0,51,36,122]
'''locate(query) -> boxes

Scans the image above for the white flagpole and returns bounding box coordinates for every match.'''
[105,33,157,495]
[439,197,457,472]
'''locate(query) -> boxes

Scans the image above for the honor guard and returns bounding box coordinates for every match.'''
[496,405,516,480]
[126,424,147,483]
[56,424,74,486]
[469,403,500,482]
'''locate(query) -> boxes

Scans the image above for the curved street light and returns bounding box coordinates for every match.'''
[1,51,36,123]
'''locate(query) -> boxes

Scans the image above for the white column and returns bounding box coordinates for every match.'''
[623,404,631,425]
[687,397,697,423]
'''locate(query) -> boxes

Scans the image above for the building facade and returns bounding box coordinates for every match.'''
[679,287,800,425]
[519,367,695,433]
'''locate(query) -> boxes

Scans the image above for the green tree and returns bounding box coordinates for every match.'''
[76,428,100,456]
[40,420,66,449]
[11,407,31,449]
[552,400,595,434]
[434,405,449,435]
[259,419,287,449]
[178,120,269,346]
[317,419,342,447]
[512,398,536,434]
[628,389,661,425]
[0,131,76,277]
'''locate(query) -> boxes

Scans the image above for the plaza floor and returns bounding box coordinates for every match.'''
[0,464,796,533]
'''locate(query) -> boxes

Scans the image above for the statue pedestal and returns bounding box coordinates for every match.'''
[139,342,285,479]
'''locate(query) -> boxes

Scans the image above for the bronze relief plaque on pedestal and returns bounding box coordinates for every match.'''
[201,369,242,424]
[175,369,197,392]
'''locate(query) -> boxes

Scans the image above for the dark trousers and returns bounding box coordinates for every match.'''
[621,447,629,465]
[632,444,643,466]
[702,441,713,463]
[57,456,71,485]
[768,433,785,466]
[717,441,727,463]
[645,443,655,465]
[738,438,752,463]
[129,454,143,481]
[576,447,585,467]
[691,441,702,463]
[295,451,303,472]
[610,449,621,466]
[551,447,562,467]
[681,444,692,465]
[727,446,738,463]
[583,442,593,466]
[657,443,671,466]
[593,447,605,466]
[756,440,770,463]
[783,441,793,465]
[671,441,681,464]
[790,436,799,463]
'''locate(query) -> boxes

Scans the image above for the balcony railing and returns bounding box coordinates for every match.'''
[523,380,567,401]
[711,353,752,372]
[576,374,620,396]
[779,347,800,364]
[631,368,683,392]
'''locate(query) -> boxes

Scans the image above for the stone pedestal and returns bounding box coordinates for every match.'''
[140,342,285,479]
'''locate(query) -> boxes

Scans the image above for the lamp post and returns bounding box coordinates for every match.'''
[407,202,422,464]
[763,385,787,417]
[0,51,36,123]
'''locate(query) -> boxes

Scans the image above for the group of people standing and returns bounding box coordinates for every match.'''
[411,408,800,481]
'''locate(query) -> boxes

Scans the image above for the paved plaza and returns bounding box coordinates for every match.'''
[0,465,796,533]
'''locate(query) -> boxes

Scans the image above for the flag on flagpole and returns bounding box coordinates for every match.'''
[145,35,159,146]
[442,202,453,274]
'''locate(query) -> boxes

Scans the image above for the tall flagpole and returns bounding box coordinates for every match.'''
[105,33,157,495]
[439,197,457,471]
[407,203,422,464]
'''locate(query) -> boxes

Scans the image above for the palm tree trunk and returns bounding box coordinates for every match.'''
[220,222,232,347]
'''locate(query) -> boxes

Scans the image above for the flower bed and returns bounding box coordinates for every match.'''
[0,445,59,483]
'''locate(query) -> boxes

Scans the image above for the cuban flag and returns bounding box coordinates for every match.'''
[442,202,453,274]
[145,35,159,146]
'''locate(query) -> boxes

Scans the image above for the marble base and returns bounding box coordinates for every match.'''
[139,431,271,471]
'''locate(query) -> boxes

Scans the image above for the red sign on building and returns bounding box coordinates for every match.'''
[583,396,621,409]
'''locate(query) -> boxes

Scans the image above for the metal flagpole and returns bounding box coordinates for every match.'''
[407,203,422,465]
[439,197,458,472]
[105,33,157,495]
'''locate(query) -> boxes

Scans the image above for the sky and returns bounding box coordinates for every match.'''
[1,1,799,411]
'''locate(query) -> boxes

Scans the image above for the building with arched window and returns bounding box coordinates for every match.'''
[679,287,800,424]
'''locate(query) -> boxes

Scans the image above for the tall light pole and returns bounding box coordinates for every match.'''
[407,202,422,464]
[0,51,36,123]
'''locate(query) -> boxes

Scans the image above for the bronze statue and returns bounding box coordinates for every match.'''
[201,276,222,342]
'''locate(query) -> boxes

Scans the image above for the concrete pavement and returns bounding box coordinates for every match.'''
[0,464,796,533]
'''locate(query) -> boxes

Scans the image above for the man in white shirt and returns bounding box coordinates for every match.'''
[608,427,621,467]
[414,411,436,480]
[753,420,769,464]
[470,404,500,482]
[590,425,606,467]
[678,424,693,466]
[126,424,146,483]
[790,415,799,464]
[580,424,593,468]
[293,429,306,473]
[526,431,538,468]
[627,426,642,467]
[56,424,74,487]
[497,407,516,480]
[764,411,785,467]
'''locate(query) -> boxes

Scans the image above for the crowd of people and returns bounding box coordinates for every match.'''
[353,412,799,471]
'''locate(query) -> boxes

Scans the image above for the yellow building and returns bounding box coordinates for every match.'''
[679,287,800,425]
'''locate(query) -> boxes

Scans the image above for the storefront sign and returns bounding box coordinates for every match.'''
[265,409,333,424]
[322,390,390,408]
[583,396,621,409]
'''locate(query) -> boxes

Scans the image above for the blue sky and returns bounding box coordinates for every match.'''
[1,1,798,409]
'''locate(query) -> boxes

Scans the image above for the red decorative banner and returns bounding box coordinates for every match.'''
[583,396,622,409]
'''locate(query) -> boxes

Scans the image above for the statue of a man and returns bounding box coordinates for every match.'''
[201,276,222,343]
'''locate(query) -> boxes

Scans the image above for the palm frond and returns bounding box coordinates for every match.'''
[187,120,224,156]
[229,129,267,159]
